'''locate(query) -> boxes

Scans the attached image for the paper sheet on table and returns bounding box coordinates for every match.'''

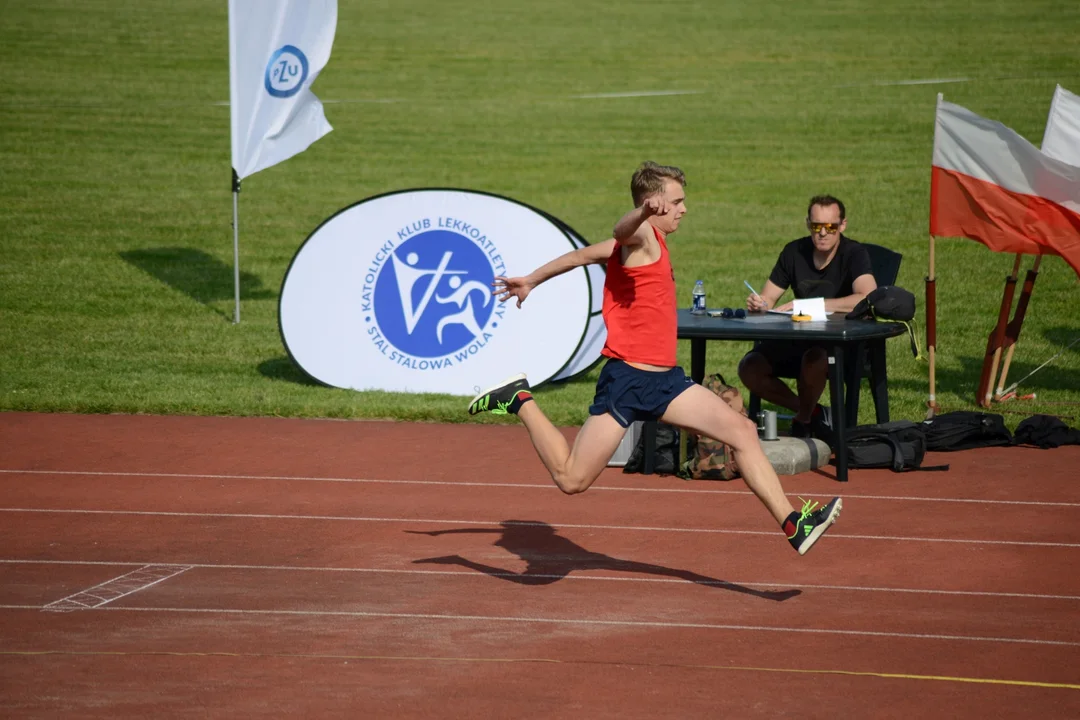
[792,297,828,321]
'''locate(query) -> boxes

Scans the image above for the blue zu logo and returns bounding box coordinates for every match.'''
[373,230,496,359]
[264,45,309,98]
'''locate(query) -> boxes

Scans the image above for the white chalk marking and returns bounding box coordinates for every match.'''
[1,508,1077,548]
[5,603,1076,648]
[835,77,973,88]
[4,559,1078,601]
[1,469,1076,508]
[41,564,192,612]
[572,90,702,99]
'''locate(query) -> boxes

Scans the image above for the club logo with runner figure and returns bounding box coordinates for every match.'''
[368,227,502,370]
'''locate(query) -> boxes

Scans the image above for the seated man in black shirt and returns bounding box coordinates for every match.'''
[738,195,877,441]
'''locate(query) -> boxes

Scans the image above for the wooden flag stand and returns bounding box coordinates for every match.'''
[976,254,1042,408]
[977,255,1022,408]
[993,256,1042,400]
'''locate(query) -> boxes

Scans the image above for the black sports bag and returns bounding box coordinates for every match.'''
[844,421,949,473]
[920,411,1013,451]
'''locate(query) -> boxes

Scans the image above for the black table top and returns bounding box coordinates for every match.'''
[677,308,907,343]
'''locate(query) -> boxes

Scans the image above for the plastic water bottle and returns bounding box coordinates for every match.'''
[691,280,706,315]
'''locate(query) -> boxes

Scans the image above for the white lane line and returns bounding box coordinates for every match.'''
[2,508,1078,548]
[571,90,702,99]
[2,469,1076,508]
[3,604,1076,648]
[5,559,1078,601]
[41,565,192,613]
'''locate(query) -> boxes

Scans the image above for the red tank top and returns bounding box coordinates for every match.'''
[601,226,677,367]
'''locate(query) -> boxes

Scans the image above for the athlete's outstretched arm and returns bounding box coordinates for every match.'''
[494,239,615,308]
[613,196,670,245]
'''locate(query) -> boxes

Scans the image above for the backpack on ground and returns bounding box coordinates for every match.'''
[843,420,949,473]
[684,373,746,481]
[920,411,1013,451]
[622,422,680,475]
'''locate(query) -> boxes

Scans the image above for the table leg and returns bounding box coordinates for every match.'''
[869,339,890,424]
[828,346,848,482]
[844,342,864,428]
[690,338,706,384]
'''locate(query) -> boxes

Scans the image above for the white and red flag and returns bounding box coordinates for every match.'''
[1042,84,1080,167]
[929,96,1080,277]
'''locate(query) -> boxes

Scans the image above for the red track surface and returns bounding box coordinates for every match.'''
[1,411,1079,718]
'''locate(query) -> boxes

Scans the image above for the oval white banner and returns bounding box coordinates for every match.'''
[280,189,591,394]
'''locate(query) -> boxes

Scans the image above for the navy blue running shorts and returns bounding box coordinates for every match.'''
[588,359,695,428]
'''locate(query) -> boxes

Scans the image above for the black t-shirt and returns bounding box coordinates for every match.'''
[768,235,873,300]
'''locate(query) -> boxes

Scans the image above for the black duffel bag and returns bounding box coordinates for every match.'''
[843,421,949,473]
[920,411,1013,451]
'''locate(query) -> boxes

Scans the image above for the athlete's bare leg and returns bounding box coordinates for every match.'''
[516,402,628,495]
[661,384,796,524]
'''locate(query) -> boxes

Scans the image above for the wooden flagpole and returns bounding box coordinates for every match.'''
[926,93,944,419]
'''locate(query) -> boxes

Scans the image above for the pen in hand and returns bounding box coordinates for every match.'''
[744,280,768,312]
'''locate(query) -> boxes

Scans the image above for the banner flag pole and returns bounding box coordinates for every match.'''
[228,0,337,324]
[925,233,938,418]
[232,168,241,324]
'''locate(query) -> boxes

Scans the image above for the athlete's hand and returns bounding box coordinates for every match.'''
[493,275,534,308]
[641,195,672,218]
[746,293,769,313]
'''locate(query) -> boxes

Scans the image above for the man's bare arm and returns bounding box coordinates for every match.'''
[493,241,615,307]
[612,208,652,248]
[747,280,786,312]
[613,195,670,247]
[526,241,615,284]
[580,238,617,265]
[823,273,877,313]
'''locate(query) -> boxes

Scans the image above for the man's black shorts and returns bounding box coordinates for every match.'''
[751,341,828,378]
[588,359,695,428]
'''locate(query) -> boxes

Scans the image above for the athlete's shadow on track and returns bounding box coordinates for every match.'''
[406,520,800,602]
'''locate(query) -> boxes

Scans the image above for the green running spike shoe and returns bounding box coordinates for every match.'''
[786,497,842,555]
[467,373,532,416]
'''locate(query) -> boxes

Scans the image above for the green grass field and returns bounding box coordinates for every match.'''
[1,1,1078,429]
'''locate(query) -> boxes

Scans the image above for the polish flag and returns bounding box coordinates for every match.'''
[1042,84,1080,167]
[929,96,1080,277]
